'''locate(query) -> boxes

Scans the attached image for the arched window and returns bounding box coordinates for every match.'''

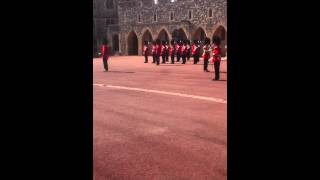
[138,14,141,22]
[188,10,192,19]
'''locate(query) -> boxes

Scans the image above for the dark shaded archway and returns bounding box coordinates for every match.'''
[157,29,169,42]
[193,27,207,55]
[172,28,187,42]
[141,30,153,54]
[127,31,138,55]
[213,26,227,57]
[112,34,119,53]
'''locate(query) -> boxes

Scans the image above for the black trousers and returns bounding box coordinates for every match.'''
[203,58,209,71]
[144,55,148,63]
[162,55,166,63]
[156,55,160,65]
[152,54,156,63]
[193,54,199,64]
[182,55,186,64]
[187,50,191,60]
[166,54,169,62]
[103,56,108,71]
[177,54,181,62]
[171,55,175,64]
[214,62,220,80]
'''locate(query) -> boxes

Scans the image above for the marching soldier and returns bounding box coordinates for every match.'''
[211,36,222,80]
[156,39,161,65]
[101,39,109,71]
[202,37,211,72]
[143,41,149,63]
[169,40,175,64]
[181,41,187,64]
[161,41,166,64]
[192,40,200,64]
[151,41,157,63]
[176,41,181,62]
[186,40,191,61]
[165,41,169,62]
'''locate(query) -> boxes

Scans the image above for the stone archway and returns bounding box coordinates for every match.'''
[157,29,169,43]
[127,31,138,55]
[213,25,227,57]
[193,27,207,55]
[112,34,119,53]
[172,28,187,42]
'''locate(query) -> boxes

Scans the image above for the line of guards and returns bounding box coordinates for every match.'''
[101,36,222,81]
[143,36,222,81]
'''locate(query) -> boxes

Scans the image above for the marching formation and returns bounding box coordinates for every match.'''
[101,36,224,81]
[143,36,223,81]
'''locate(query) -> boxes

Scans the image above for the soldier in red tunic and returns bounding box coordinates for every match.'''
[143,41,149,63]
[186,40,191,61]
[182,41,189,64]
[165,41,169,62]
[191,40,200,64]
[211,36,222,80]
[151,41,157,63]
[101,39,109,71]
[176,41,181,62]
[156,39,161,65]
[161,41,166,64]
[202,37,211,72]
[169,40,176,64]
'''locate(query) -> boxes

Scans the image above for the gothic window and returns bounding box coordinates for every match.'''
[188,10,192,19]
[138,14,141,22]
[170,12,174,21]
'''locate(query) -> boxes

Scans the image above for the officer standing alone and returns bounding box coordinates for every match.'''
[101,39,109,72]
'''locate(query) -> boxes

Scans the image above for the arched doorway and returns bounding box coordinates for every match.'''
[127,31,138,55]
[112,34,119,53]
[157,29,169,43]
[172,28,187,42]
[213,26,227,57]
[141,30,153,54]
[193,27,207,55]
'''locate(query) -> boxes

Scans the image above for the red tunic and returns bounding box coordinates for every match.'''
[169,46,174,56]
[160,45,166,55]
[211,46,221,63]
[156,45,161,56]
[101,45,108,57]
[180,45,186,56]
[143,45,148,55]
[151,45,157,55]
[202,45,210,59]
[191,44,198,55]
